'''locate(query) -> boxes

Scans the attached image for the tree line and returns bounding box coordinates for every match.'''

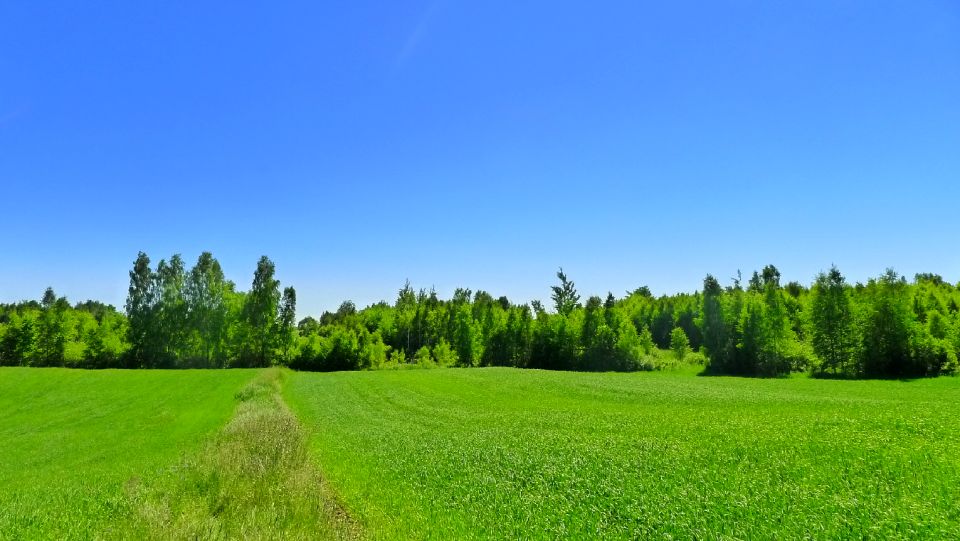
[289,268,684,372]
[1,252,296,368]
[1,254,958,378]
[701,266,959,378]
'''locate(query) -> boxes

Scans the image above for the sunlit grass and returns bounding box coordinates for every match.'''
[122,368,359,540]
[287,367,960,539]
[0,368,254,539]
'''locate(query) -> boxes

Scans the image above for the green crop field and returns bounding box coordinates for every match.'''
[0,368,255,539]
[3,366,960,539]
[286,367,960,539]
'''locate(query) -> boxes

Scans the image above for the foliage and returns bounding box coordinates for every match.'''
[3,257,958,380]
[550,267,581,316]
[702,265,958,378]
[670,326,690,361]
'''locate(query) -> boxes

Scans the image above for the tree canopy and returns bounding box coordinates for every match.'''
[1,256,957,379]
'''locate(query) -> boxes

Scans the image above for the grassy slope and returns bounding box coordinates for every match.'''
[286,367,960,539]
[0,368,255,539]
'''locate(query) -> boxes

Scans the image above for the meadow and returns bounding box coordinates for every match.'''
[286,367,960,539]
[3,366,959,539]
[0,368,254,539]
[0,367,358,540]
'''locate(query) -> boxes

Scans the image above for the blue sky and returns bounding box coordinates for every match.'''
[1,1,958,317]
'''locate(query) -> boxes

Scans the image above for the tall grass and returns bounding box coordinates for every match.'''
[120,368,360,540]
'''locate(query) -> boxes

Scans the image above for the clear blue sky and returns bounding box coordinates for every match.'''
[2,1,958,317]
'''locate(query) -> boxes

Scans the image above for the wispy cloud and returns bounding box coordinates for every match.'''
[393,1,442,72]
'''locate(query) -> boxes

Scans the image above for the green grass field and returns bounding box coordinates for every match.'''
[286,367,960,539]
[0,368,255,539]
[3,366,960,539]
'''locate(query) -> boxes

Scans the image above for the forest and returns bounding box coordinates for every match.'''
[1,252,958,379]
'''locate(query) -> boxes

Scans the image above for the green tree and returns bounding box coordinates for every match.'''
[413,346,434,367]
[809,266,855,376]
[638,325,655,355]
[185,252,228,367]
[861,269,915,377]
[614,318,645,370]
[699,275,728,371]
[582,296,617,370]
[276,286,297,363]
[0,313,35,366]
[125,252,156,368]
[35,288,66,366]
[670,326,690,361]
[758,273,792,376]
[155,255,188,366]
[551,268,580,316]
[453,303,483,366]
[240,256,281,367]
[432,338,458,367]
[83,324,113,368]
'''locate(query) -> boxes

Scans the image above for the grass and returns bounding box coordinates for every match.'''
[4,365,959,539]
[122,367,359,540]
[0,367,254,539]
[285,367,960,539]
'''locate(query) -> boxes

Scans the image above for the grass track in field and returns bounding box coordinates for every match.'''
[122,367,361,540]
[286,367,960,539]
[0,367,256,539]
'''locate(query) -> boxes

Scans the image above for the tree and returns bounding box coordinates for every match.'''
[83,325,110,368]
[810,266,855,376]
[240,256,281,367]
[759,273,792,375]
[504,305,533,367]
[453,303,483,366]
[614,319,645,371]
[155,255,188,366]
[638,325,655,355]
[582,296,616,370]
[35,287,66,366]
[125,252,156,368]
[298,316,320,336]
[551,268,580,316]
[432,338,458,367]
[761,265,781,288]
[394,281,417,354]
[530,311,580,370]
[185,252,228,366]
[0,313,35,366]
[276,287,297,362]
[413,346,433,367]
[861,269,914,377]
[699,275,728,371]
[736,295,765,374]
[670,327,690,361]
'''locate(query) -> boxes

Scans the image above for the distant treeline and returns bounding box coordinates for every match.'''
[0,252,296,369]
[1,253,958,379]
